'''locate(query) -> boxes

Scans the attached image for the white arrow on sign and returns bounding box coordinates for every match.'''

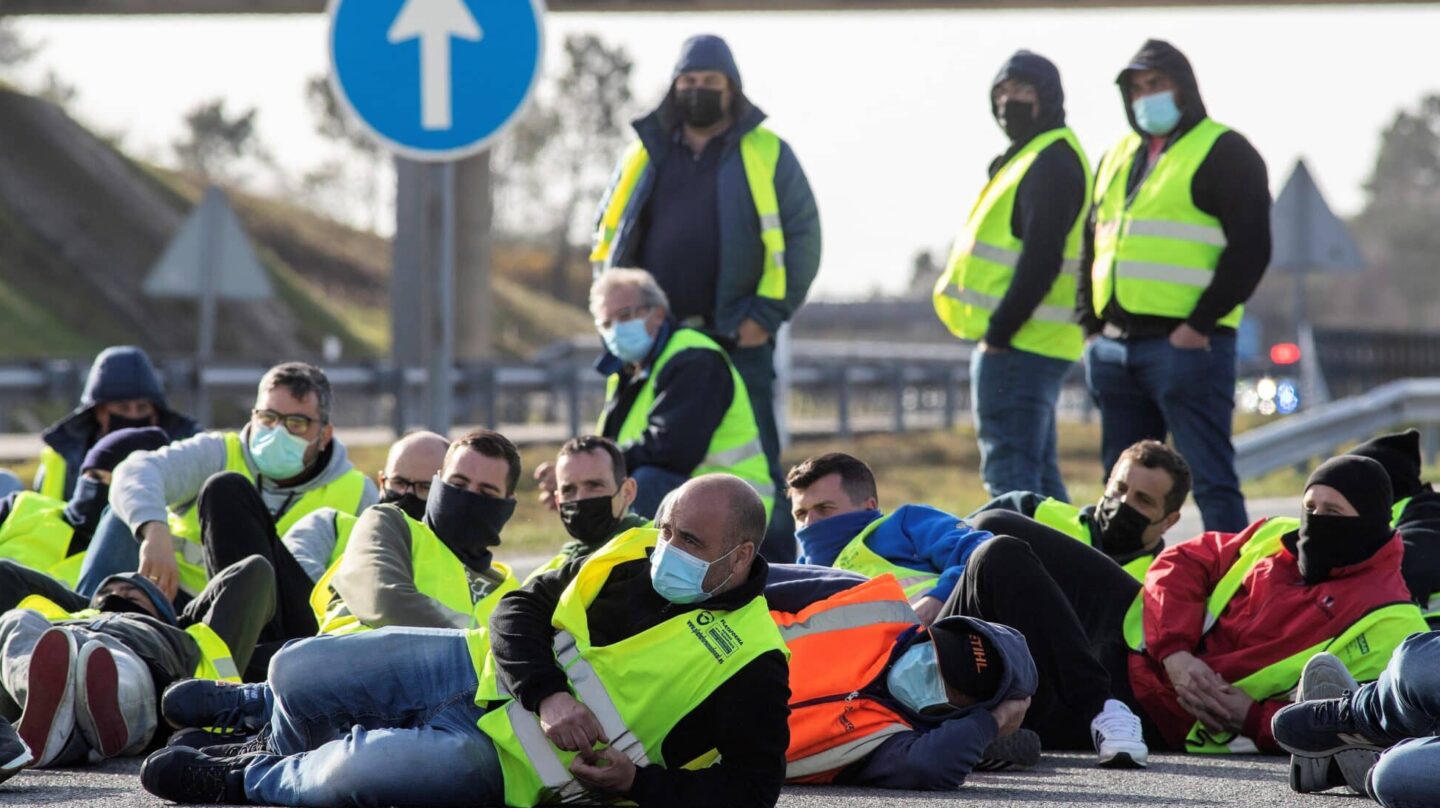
[388,0,483,131]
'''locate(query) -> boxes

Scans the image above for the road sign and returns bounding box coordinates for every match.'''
[143,186,272,301]
[327,0,544,162]
[1270,159,1365,276]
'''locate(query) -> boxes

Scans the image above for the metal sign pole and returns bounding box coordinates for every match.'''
[429,161,457,433]
[195,187,220,426]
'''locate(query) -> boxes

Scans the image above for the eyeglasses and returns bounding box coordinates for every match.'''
[386,475,432,499]
[252,409,320,436]
[595,304,651,331]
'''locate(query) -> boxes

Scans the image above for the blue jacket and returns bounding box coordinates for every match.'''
[795,505,994,603]
[765,564,1039,790]
[598,70,822,338]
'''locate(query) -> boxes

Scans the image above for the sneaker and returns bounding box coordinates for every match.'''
[168,727,253,750]
[15,629,77,768]
[140,746,250,804]
[1290,754,1347,794]
[161,680,267,734]
[975,728,1042,772]
[1276,653,1382,795]
[1091,699,1148,768]
[74,642,129,759]
[203,728,272,759]
[0,719,33,785]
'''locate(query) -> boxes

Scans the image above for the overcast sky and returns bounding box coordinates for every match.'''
[14,5,1439,299]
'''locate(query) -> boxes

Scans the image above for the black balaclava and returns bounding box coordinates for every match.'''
[1349,430,1424,504]
[989,49,1066,146]
[1283,456,1395,584]
[380,488,429,522]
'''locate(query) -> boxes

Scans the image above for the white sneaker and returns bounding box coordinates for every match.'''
[1092,699,1148,768]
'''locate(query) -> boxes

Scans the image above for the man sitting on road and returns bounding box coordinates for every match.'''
[970,439,1190,581]
[529,436,647,581]
[1347,429,1440,625]
[141,475,791,808]
[785,452,993,625]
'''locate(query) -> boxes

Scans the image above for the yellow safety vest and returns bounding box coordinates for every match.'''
[16,595,241,683]
[471,528,788,807]
[590,128,788,303]
[36,446,69,501]
[933,127,1093,362]
[603,329,772,517]
[0,491,88,586]
[1120,517,1427,754]
[312,510,517,636]
[166,432,368,596]
[1032,498,1154,582]
[833,513,939,600]
[1091,118,1241,329]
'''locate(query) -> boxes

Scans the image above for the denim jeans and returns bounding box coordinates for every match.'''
[729,341,797,563]
[630,465,691,521]
[970,347,1072,502]
[0,471,23,501]
[1352,631,1440,808]
[75,507,140,598]
[243,628,501,807]
[1084,333,1247,533]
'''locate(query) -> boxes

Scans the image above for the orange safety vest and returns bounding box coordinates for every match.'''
[771,574,923,783]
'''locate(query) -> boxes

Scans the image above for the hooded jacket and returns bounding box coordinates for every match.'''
[1078,39,1272,338]
[595,36,822,339]
[1395,487,1440,615]
[36,346,200,500]
[981,51,1090,349]
[1129,517,1415,751]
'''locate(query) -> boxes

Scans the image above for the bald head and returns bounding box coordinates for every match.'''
[380,431,449,499]
[657,475,764,598]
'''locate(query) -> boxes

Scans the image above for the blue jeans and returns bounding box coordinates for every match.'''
[1351,632,1440,808]
[0,471,23,500]
[971,347,1072,501]
[630,465,690,521]
[243,628,501,807]
[729,342,797,563]
[1084,333,1247,532]
[75,507,141,597]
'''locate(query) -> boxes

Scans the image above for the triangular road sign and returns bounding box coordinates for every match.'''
[144,186,274,300]
[1269,159,1365,276]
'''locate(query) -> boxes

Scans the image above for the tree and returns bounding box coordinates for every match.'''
[0,18,38,73]
[172,99,264,183]
[304,74,386,229]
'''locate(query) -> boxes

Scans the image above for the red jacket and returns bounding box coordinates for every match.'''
[1128,517,1413,752]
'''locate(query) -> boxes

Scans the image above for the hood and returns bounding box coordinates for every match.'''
[636,34,762,152]
[1116,39,1207,136]
[81,346,168,410]
[1349,430,1424,503]
[93,572,178,626]
[991,49,1066,137]
[238,423,359,493]
[672,34,742,91]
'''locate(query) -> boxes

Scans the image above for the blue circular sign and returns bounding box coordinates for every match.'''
[328,0,545,162]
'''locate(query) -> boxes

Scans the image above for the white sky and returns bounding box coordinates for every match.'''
[14,5,1440,299]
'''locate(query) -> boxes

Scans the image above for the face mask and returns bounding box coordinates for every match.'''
[886,641,955,716]
[249,424,313,481]
[1132,90,1182,136]
[602,318,656,364]
[1094,496,1161,556]
[96,594,156,618]
[675,87,725,128]
[559,493,623,546]
[104,413,156,434]
[381,488,429,522]
[649,538,739,605]
[1283,510,1394,585]
[997,99,1037,142]
[424,476,516,573]
[64,476,110,532]
[794,510,882,556]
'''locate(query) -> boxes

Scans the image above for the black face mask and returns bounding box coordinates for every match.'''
[997,99,1038,142]
[423,476,516,573]
[381,488,429,522]
[103,414,156,434]
[1283,510,1394,585]
[96,594,155,618]
[1094,496,1159,556]
[559,494,623,546]
[676,88,726,128]
[63,476,110,535]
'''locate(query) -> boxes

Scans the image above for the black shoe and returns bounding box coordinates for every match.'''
[169,727,253,750]
[1273,695,1387,758]
[203,728,272,759]
[161,680,267,734]
[976,728,1042,772]
[140,746,250,804]
[0,719,33,785]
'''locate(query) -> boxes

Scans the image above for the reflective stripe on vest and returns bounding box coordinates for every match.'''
[474,528,788,807]
[0,491,78,576]
[37,446,68,501]
[833,513,939,599]
[590,128,788,301]
[168,432,368,596]
[772,574,919,782]
[602,329,773,516]
[933,127,1092,362]
[1091,119,1241,329]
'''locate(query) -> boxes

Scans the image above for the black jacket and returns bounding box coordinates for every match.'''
[489,551,789,808]
[1078,39,1271,339]
[983,51,1089,349]
[1396,485,1440,612]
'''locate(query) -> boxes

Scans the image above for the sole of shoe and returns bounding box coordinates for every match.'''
[0,744,34,780]
[1289,754,1340,794]
[977,729,1042,772]
[76,643,128,759]
[1098,749,1148,769]
[15,630,76,768]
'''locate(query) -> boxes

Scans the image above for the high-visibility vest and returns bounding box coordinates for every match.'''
[772,574,921,783]
[1090,118,1241,329]
[1121,517,1427,754]
[603,328,773,516]
[36,446,69,501]
[833,513,939,600]
[471,528,788,807]
[0,492,87,585]
[166,432,368,596]
[933,127,1093,362]
[312,510,517,636]
[1032,498,1154,582]
[590,128,788,303]
[17,595,241,683]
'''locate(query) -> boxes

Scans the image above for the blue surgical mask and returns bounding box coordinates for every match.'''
[886,641,953,716]
[1132,90,1181,136]
[649,538,739,604]
[602,318,656,364]
[249,424,312,480]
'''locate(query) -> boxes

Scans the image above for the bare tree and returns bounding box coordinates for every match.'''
[172,99,264,184]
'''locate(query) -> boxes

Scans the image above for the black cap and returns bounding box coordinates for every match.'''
[929,617,1003,702]
[1306,455,1393,522]
[80,426,169,474]
[1349,430,1423,502]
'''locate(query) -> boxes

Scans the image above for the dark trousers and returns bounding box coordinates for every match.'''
[198,473,318,649]
[943,511,1149,750]
[730,341,797,564]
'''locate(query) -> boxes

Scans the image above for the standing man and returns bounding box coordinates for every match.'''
[590,34,822,561]
[1080,39,1271,533]
[934,50,1092,502]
